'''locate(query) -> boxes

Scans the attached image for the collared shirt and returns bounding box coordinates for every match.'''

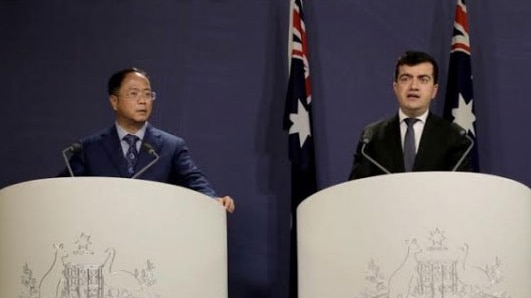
[115,122,148,157]
[398,109,429,153]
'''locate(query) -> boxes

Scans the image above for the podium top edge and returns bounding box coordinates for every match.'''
[0,177,214,200]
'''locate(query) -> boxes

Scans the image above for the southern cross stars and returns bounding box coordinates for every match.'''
[452,93,476,136]
[289,98,311,148]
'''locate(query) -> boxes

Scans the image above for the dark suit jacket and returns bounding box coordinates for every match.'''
[64,124,217,197]
[349,113,473,180]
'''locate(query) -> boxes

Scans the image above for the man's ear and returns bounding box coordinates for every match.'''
[109,95,118,111]
[431,84,439,99]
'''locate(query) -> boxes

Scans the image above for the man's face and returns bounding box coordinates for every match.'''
[109,72,154,132]
[393,62,438,117]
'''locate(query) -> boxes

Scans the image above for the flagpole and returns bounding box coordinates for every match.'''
[284,0,318,297]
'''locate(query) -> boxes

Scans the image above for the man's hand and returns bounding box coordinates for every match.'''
[216,196,235,213]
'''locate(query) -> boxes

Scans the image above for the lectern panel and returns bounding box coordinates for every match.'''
[0,177,227,298]
[298,172,531,298]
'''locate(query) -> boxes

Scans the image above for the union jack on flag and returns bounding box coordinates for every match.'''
[283,0,317,296]
[444,0,480,170]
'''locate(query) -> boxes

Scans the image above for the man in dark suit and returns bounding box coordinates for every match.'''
[64,68,235,212]
[349,51,473,180]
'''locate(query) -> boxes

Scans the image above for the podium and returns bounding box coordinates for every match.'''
[297,172,531,298]
[0,177,227,298]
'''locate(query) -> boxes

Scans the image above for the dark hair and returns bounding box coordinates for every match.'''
[107,67,150,95]
[394,51,439,84]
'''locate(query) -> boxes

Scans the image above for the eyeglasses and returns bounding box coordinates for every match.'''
[118,89,157,101]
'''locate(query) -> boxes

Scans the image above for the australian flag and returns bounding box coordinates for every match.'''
[283,0,317,296]
[444,0,480,171]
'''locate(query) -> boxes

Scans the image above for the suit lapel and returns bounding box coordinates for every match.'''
[100,126,131,177]
[414,113,437,171]
[384,115,406,173]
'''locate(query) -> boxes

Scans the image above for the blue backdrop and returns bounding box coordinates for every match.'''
[1,1,530,297]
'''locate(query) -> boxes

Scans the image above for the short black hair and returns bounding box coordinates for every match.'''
[107,67,150,95]
[394,51,439,84]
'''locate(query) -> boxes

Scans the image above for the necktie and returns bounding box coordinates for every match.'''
[123,134,139,177]
[403,118,418,172]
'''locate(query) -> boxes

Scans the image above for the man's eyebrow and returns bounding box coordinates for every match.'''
[127,87,152,90]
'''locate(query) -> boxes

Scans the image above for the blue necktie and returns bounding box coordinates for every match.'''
[403,118,418,172]
[123,134,139,177]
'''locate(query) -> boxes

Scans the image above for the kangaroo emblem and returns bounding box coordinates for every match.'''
[38,243,68,298]
[387,239,422,298]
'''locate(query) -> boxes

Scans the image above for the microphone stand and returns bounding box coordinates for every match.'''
[361,139,391,174]
[452,133,475,171]
[131,144,160,179]
[62,143,82,177]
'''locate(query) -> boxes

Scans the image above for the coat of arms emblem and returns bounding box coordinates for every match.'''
[19,233,159,298]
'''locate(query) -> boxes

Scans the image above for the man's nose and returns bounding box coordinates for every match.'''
[409,79,420,89]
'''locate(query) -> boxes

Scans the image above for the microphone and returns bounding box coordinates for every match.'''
[451,123,475,171]
[360,129,392,175]
[62,142,82,177]
[131,143,160,179]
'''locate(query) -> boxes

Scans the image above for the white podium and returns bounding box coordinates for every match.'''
[0,177,227,298]
[297,172,531,298]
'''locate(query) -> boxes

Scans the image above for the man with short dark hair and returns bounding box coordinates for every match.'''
[348,51,473,180]
[63,68,235,212]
